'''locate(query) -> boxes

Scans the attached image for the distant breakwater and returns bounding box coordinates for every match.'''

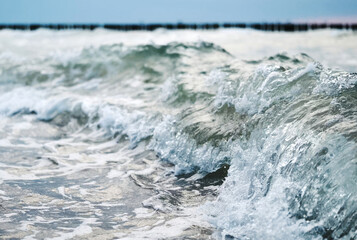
[1,23,357,31]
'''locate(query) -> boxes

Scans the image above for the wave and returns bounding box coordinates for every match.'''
[0,42,229,86]
[0,42,356,239]
[203,54,357,239]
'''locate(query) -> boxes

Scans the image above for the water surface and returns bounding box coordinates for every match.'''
[0,29,356,239]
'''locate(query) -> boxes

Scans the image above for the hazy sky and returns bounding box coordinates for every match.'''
[1,0,357,23]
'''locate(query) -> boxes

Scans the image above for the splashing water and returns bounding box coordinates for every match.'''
[0,29,356,239]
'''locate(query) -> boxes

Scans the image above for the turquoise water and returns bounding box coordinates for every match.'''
[0,29,356,239]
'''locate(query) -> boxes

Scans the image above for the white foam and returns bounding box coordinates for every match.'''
[121,207,210,240]
[47,218,95,240]
[149,115,233,174]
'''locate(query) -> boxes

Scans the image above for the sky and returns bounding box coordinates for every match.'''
[0,0,357,23]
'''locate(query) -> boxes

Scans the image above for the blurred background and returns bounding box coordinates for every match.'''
[1,0,357,24]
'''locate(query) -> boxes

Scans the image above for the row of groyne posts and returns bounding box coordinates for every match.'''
[0,23,357,31]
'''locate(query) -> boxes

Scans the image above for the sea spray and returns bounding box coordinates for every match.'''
[0,29,356,239]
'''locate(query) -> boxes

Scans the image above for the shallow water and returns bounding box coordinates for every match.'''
[0,29,356,239]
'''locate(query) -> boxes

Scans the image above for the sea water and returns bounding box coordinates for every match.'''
[0,29,356,239]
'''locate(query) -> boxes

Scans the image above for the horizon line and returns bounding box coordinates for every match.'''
[1,22,357,32]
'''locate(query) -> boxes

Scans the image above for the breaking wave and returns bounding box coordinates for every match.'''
[0,39,356,239]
